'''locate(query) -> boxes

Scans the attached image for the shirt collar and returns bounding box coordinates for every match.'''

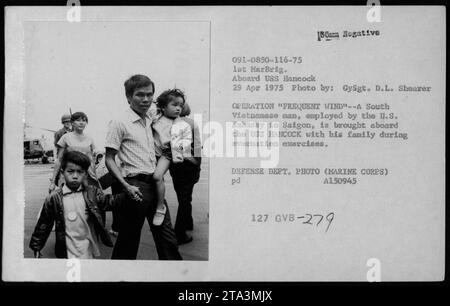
[62,184,84,195]
[127,107,150,123]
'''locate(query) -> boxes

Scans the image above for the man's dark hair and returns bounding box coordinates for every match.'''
[124,74,155,98]
[156,88,186,109]
[61,150,91,171]
[71,111,88,123]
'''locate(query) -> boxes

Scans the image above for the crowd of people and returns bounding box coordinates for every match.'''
[29,74,202,260]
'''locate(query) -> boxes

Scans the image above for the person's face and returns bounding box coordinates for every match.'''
[72,117,87,132]
[162,96,184,119]
[128,85,154,116]
[61,162,87,190]
[63,121,72,130]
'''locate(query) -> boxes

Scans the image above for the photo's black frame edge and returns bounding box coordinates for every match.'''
[1,0,449,6]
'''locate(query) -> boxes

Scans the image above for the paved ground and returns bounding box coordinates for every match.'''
[23,160,209,260]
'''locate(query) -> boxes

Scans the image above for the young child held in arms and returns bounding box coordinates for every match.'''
[151,89,192,226]
[30,150,123,259]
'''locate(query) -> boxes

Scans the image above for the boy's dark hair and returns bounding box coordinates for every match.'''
[71,111,88,123]
[156,88,186,109]
[61,150,91,171]
[124,74,155,98]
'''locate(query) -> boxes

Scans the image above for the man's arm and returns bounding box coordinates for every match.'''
[54,130,60,147]
[181,124,200,166]
[185,119,202,166]
[49,146,65,192]
[94,186,126,211]
[105,147,143,202]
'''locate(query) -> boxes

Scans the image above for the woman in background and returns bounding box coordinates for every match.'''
[49,111,101,193]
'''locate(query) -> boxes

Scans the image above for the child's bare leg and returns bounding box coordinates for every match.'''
[153,156,171,211]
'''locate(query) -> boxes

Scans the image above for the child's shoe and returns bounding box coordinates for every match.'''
[152,205,167,226]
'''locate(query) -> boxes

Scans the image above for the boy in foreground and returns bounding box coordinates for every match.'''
[30,150,124,259]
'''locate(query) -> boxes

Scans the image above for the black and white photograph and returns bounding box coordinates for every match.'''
[20,18,210,261]
[3,5,445,284]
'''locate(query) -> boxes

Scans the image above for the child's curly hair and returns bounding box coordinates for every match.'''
[156,88,186,109]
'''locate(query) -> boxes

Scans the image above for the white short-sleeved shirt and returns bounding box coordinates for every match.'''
[105,107,157,177]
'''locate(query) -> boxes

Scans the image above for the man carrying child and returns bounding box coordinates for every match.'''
[104,74,182,260]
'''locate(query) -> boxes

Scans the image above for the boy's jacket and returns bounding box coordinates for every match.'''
[29,185,124,258]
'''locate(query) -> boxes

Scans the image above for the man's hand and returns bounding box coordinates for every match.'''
[105,147,142,202]
[125,184,143,202]
[34,251,42,258]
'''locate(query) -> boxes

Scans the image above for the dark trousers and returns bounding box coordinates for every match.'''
[110,181,122,232]
[111,176,182,260]
[169,161,200,239]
